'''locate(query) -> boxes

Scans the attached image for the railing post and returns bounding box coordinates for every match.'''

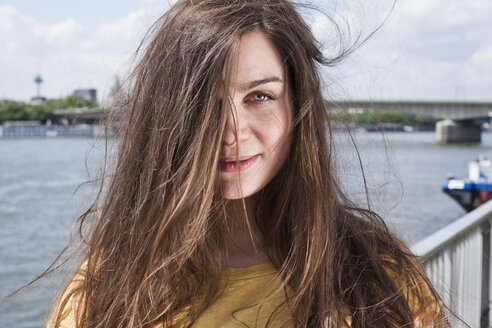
[481,221,490,328]
[412,201,492,327]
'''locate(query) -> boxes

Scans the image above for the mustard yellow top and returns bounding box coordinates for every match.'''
[49,261,438,327]
[184,262,293,327]
[50,262,295,328]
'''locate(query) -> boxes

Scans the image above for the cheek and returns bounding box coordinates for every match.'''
[260,110,292,160]
[259,100,293,142]
[270,105,293,148]
[255,118,287,149]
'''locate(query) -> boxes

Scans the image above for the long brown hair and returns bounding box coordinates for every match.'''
[47,0,449,327]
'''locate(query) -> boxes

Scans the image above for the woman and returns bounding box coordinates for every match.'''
[48,0,448,327]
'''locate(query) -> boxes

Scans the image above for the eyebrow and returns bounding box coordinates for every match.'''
[236,76,284,91]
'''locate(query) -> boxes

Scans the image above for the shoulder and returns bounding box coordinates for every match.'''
[384,254,443,326]
[338,258,442,327]
[333,226,444,328]
[47,261,88,328]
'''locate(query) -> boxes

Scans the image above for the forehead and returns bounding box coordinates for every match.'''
[230,31,285,86]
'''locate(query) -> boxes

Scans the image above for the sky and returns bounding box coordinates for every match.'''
[1,0,492,102]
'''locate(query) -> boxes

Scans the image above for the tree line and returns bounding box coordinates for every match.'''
[0,99,463,127]
[0,95,97,123]
[329,109,439,126]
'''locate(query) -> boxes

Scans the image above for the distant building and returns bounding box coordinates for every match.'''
[73,88,97,102]
[32,74,46,103]
[30,96,47,104]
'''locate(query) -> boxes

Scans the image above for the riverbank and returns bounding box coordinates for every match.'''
[0,121,106,138]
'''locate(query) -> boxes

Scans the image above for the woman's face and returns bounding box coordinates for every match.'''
[220,31,293,199]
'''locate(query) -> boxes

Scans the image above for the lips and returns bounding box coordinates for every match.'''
[220,154,260,172]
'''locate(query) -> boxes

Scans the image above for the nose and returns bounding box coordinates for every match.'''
[222,106,250,146]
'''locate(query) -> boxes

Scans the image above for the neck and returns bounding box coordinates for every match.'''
[220,195,269,267]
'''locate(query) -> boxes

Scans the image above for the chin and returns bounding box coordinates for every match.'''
[220,183,262,200]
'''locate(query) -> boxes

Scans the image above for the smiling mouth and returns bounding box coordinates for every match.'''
[220,155,260,172]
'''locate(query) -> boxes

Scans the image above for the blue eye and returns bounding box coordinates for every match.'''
[253,93,270,101]
[247,92,275,104]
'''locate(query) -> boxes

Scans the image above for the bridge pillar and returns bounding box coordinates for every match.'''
[436,119,481,144]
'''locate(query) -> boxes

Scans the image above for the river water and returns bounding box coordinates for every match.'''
[1,131,490,327]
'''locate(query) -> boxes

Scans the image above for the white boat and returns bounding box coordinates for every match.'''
[443,153,492,211]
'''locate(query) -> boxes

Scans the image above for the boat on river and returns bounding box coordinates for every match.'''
[442,153,492,211]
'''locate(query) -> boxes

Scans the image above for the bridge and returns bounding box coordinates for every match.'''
[329,100,492,121]
[327,100,492,144]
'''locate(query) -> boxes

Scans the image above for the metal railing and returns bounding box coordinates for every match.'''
[411,200,492,328]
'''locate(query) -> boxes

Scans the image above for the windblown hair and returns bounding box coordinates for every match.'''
[48,0,449,327]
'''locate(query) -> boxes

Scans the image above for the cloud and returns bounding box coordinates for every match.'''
[0,5,155,101]
[1,1,492,102]
[131,0,178,5]
[44,19,83,45]
[464,46,492,87]
[0,5,83,57]
[314,0,492,100]
[98,9,147,46]
[384,0,492,61]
